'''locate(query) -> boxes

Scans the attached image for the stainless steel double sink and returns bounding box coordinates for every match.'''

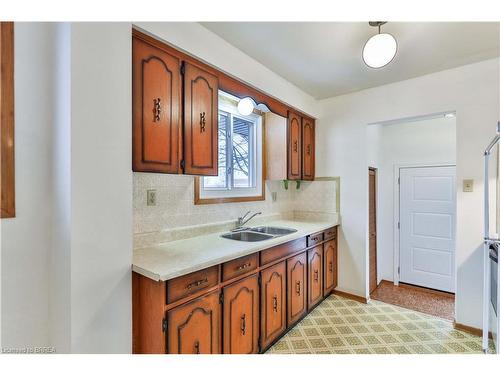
[221,226,297,242]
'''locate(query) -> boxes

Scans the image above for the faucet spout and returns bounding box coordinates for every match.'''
[235,211,262,229]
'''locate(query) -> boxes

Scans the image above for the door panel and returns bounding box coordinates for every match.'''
[369,169,377,294]
[301,118,315,180]
[167,291,220,354]
[183,62,218,175]
[323,239,337,296]
[223,275,259,354]
[308,246,323,309]
[260,261,286,349]
[400,166,456,293]
[287,111,302,180]
[287,252,307,326]
[133,36,181,173]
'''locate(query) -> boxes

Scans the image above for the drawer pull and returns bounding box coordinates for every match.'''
[200,111,206,132]
[295,280,301,296]
[272,295,278,312]
[153,98,161,122]
[314,270,319,282]
[237,262,251,271]
[186,277,208,290]
[329,261,333,272]
[293,140,298,152]
[241,314,246,335]
[194,340,200,354]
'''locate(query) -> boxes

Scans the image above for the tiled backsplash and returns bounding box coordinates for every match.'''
[133,173,337,248]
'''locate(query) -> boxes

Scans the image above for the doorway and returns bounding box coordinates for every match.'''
[369,168,378,294]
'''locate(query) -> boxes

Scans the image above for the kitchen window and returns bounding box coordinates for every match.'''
[195,91,264,204]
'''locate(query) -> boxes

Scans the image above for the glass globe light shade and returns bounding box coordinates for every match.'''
[237,97,255,116]
[362,33,397,68]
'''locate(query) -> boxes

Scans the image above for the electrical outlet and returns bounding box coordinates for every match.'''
[463,179,474,193]
[271,191,277,202]
[147,189,157,206]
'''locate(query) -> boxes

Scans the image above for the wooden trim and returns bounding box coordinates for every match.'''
[1,22,15,218]
[332,290,368,304]
[132,28,315,121]
[453,321,487,338]
[379,280,455,298]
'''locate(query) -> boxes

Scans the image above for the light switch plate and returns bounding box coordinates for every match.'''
[147,189,157,206]
[463,179,474,192]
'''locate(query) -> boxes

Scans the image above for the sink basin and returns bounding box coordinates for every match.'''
[220,231,274,242]
[250,226,297,236]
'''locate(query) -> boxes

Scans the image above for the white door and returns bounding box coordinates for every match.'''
[399,166,456,293]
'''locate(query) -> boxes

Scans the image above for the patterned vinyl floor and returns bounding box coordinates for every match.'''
[267,294,493,354]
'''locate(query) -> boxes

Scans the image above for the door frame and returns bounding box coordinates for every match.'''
[393,162,456,286]
[368,167,378,294]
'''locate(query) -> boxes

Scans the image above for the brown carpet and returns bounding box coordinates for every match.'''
[370,281,455,321]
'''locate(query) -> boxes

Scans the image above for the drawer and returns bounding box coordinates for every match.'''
[260,237,307,266]
[307,231,324,247]
[222,253,259,282]
[167,265,219,305]
[324,227,337,240]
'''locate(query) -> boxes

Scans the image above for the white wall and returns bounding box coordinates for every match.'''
[1,23,56,349]
[367,117,456,283]
[317,58,499,328]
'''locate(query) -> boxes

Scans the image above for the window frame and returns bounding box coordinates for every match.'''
[194,95,266,205]
[1,22,15,218]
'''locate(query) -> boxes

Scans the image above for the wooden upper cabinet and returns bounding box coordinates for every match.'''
[308,246,323,310]
[287,252,307,326]
[132,35,181,173]
[223,275,259,354]
[167,291,221,354]
[323,239,337,296]
[287,111,302,180]
[301,117,315,180]
[260,261,286,350]
[183,62,218,176]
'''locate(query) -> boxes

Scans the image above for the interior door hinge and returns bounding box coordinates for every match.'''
[398,266,400,275]
[397,222,400,229]
[180,62,185,75]
[398,177,400,184]
[162,317,168,333]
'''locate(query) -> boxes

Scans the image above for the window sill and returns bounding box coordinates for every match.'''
[194,177,265,205]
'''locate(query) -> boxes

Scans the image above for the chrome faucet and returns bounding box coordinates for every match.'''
[234,211,262,230]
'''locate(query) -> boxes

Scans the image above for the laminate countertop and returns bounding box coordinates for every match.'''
[132,217,340,282]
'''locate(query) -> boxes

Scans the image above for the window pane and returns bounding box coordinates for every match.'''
[203,112,228,189]
[232,117,253,188]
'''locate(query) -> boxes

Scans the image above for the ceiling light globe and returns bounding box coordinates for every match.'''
[237,97,255,116]
[362,33,397,69]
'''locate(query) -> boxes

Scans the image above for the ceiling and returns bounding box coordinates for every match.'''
[201,22,500,99]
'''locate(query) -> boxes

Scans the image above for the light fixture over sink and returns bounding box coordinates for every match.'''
[237,97,255,116]
[362,21,397,69]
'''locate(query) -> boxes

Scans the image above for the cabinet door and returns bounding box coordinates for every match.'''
[167,291,220,354]
[287,111,302,180]
[223,275,259,354]
[183,62,218,176]
[132,35,181,173]
[287,252,307,326]
[260,261,286,350]
[323,239,337,296]
[308,246,323,310]
[301,118,315,180]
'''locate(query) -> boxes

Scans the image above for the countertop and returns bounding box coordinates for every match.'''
[132,217,340,282]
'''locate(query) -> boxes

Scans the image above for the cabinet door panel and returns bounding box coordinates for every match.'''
[287,111,302,180]
[223,275,259,354]
[301,118,315,180]
[323,239,337,296]
[260,261,286,350]
[183,63,218,176]
[167,291,220,354]
[308,246,323,310]
[287,252,307,326]
[132,36,181,173]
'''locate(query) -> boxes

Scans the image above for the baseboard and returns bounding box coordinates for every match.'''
[453,321,485,338]
[332,289,368,304]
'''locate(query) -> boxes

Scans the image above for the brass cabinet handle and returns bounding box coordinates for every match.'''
[329,261,333,272]
[200,111,206,132]
[314,270,319,282]
[186,277,208,290]
[293,140,298,152]
[307,144,311,155]
[240,314,246,335]
[194,340,200,354]
[295,280,301,296]
[153,98,161,122]
[237,262,251,271]
[272,295,278,312]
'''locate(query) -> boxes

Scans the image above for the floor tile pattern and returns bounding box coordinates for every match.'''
[267,294,492,354]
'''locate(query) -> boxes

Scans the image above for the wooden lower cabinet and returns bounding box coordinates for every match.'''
[308,246,323,310]
[223,275,259,354]
[260,261,286,350]
[323,239,337,296]
[287,252,307,326]
[167,291,221,354]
